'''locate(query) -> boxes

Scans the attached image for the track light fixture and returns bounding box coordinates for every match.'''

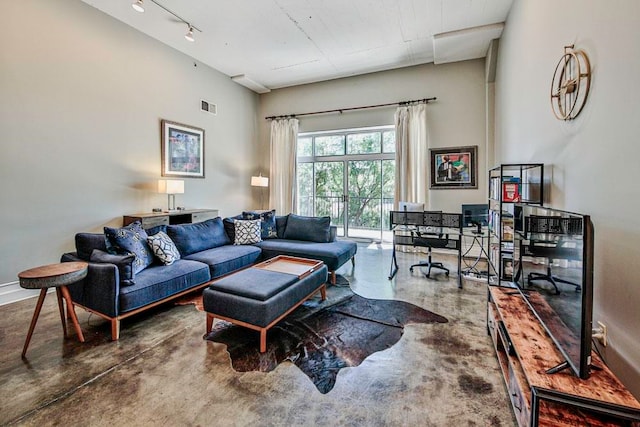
[131,0,144,13]
[185,25,195,42]
[132,0,202,42]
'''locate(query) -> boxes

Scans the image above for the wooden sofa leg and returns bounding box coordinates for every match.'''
[330,271,336,285]
[111,319,120,341]
[260,329,267,353]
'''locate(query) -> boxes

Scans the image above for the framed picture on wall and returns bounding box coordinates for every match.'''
[161,120,205,178]
[429,145,478,189]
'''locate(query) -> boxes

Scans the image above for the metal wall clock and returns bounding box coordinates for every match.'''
[550,45,592,120]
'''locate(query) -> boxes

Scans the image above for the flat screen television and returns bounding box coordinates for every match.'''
[462,203,488,234]
[512,204,594,379]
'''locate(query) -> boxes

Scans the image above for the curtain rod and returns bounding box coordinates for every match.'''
[265,97,437,120]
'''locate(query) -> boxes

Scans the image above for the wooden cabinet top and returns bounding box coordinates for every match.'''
[489,285,640,410]
[124,209,218,219]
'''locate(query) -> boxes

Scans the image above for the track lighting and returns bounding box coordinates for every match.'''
[132,0,202,42]
[185,25,195,42]
[131,0,144,13]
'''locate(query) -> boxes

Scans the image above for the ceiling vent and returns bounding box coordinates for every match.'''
[201,100,217,115]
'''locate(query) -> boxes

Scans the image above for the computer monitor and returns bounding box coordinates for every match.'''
[462,203,488,234]
[398,201,424,212]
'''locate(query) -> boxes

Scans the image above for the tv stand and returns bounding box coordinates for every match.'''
[487,285,640,426]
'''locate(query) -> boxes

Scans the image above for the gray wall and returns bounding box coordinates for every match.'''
[495,0,640,395]
[0,1,259,289]
[259,60,488,213]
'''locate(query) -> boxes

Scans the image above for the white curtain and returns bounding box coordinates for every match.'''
[394,103,430,209]
[269,118,299,215]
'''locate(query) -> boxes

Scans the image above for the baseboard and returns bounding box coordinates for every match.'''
[0,281,42,306]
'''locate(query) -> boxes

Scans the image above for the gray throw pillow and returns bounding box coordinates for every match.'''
[147,231,181,265]
[283,214,331,243]
[90,249,136,286]
[234,219,262,245]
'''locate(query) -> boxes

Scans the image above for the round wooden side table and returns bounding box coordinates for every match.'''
[18,262,88,358]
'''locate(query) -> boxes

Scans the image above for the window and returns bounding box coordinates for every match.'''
[297,126,395,241]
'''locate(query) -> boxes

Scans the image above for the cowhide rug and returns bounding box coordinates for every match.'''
[179,278,447,394]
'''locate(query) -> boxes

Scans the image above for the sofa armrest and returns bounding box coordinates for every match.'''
[329,225,337,242]
[61,252,120,318]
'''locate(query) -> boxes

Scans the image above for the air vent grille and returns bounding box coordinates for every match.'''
[201,100,217,115]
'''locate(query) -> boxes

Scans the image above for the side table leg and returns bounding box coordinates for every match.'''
[55,288,68,338]
[59,285,85,343]
[22,288,48,358]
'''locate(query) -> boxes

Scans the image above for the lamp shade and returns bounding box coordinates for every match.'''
[251,175,269,187]
[158,179,185,194]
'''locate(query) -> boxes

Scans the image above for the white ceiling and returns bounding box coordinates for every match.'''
[81,0,514,92]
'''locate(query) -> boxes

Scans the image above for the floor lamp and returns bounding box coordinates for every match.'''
[251,174,269,210]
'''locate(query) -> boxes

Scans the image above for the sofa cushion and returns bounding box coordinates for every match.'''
[166,217,230,257]
[147,231,181,265]
[75,233,108,261]
[184,245,262,279]
[208,269,298,301]
[104,221,155,274]
[255,239,357,271]
[118,259,211,313]
[242,210,278,239]
[283,214,331,243]
[90,249,136,286]
[234,219,262,245]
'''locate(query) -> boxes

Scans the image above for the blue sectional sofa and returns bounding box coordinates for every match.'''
[61,213,357,340]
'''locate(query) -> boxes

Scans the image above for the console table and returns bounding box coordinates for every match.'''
[123,208,218,229]
[488,285,640,426]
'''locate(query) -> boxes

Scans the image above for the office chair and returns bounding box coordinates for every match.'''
[409,211,451,278]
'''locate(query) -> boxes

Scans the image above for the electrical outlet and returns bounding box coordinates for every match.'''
[593,321,607,347]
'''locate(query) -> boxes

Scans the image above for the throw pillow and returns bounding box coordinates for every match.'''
[283,214,331,243]
[90,249,136,286]
[147,231,181,265]
[223,215,243,243]
[242,210,278,239]
[234,219,262,245]
[104,221,155,274]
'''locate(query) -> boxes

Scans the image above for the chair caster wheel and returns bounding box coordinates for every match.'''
[409,267,414,272]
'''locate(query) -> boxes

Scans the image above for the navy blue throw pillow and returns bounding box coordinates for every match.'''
[242,210,278,239]
[90,249,136,286]
[166,217,230,257]
[103,221,154,275]
[283,214,331,243]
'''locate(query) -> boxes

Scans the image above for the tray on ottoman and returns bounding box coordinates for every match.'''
[203,256,327,352]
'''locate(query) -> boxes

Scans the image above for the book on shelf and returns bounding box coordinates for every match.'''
[502,177,521,202]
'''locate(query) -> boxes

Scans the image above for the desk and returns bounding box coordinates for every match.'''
[460,229,497,283]
[388,211,463,288]
[18,262,88,358]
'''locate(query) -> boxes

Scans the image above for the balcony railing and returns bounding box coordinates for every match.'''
[298,195,394,240]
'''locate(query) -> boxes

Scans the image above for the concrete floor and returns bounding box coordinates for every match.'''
[0,243,515,426]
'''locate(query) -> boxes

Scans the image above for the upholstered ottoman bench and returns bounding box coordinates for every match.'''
[203,256,328,352]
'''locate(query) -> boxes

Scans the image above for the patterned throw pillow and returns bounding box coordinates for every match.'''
[104,221,155,274]
[234,219,262,245]
[242,210,278,239]
[147,231,181,265]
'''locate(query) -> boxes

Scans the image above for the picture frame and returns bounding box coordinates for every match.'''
[429,145,478,189]
[161,120,205,178]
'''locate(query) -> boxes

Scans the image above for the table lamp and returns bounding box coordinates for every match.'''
[158,179,184,212]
